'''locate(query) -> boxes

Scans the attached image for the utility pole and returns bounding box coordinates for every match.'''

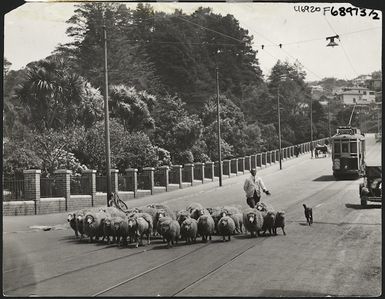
[102,24,112,206]
[310,98,313,158]
[277,85,282,170]
[216,66,222,187]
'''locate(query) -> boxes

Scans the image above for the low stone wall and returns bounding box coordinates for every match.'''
[38,198,66,215]
[3,201,36,216]
[67,195,92,211]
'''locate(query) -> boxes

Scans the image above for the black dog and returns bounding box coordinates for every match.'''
[303,204,313,226]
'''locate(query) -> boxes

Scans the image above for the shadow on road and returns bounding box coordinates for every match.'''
[345,203,381,210]
[260,289,335,297]
[313,175,336,181]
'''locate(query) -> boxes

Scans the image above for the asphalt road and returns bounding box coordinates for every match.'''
[3,135,381,297]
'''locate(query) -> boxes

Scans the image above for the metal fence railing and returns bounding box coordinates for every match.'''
[118,175,134,191]
[70,175,89,195]
[3,179,24,201]
[169,168,180,184]
[182,167,192,183]
[40,177,60,198]
[194,166,203,181]
[154,169,165,187]
[96,176,107,193]
[137,171,151,190]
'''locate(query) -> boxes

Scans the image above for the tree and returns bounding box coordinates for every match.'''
[109,84,155,132]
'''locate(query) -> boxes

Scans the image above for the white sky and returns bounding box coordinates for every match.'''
[4,1,382,82]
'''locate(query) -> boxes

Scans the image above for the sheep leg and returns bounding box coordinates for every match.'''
[147,233,151,245]
[282,227,286,235]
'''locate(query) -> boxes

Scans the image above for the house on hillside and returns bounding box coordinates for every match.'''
[352,75,372,87]
[336,86,376,106]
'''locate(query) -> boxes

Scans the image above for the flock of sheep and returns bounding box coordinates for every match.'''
[67,202,286,248]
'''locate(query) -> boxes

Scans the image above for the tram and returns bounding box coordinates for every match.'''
[331,125,366,179]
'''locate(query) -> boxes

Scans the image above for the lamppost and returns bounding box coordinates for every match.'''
[102,23,112,206]
[328,97,331,142]
[216,66,222,187]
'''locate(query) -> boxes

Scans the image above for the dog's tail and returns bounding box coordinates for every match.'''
[303,204,307,209]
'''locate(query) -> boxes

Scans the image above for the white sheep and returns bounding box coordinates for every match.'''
[197,214,215,242]
[221,207,243,234]
[159,219,180,248]
[208,207,223,235]
[217,216,236,241]
[273,211,286,236]
[243,208,264,237]
[99,206,127,218]
[180,218,198,244]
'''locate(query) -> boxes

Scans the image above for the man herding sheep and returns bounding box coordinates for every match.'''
[243,168,271,208]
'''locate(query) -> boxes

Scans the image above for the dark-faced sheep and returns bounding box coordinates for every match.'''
[103,216,124,244]
[160,219,180,248]
[180,218,198,244]
[273,211,286,235]
[84,210,108,242]
[209,208,223,235]
[261,211,276,236]
[197,214,215,242]
[186,202,204,213]
[243,208,264,237]
[191,207,210,220]
[156,216,173,242]
[68,212,79,238]
[217,216,236,241]
[177,209,191,226]
[127,216,151,247]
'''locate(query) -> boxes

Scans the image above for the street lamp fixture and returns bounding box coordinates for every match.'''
[277,75,287,170]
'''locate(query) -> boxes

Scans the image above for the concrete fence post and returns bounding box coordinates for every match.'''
[54,169,71,212]
[23,169,41,215]
[125,168,138,196]
[184,164,194,186]
[82,169,96,206]
[159,166,169,191]
[143,167,155,194]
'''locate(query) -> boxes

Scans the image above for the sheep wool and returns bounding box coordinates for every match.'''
[177,210,191,226]
[186,202,204,213]
[127,216,151,248]
[147,203,176,220]
[243,208,264,237]
[129,212,153,234]
[273,211,286,236]
[160,219,180,248]
[99,206,127,218]
[221,207,243,234]
[217,216,236,241]
[84,210,108,242]
[197,214,215,242]
[156,216,173,237]
[180,218,198,244]
[261,211,276,236]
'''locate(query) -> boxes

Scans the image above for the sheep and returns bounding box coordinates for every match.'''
[112,216,125,245]
[261,211,276,236]
[243,208,264,237]
[98,206,127,218]
[156,216,173,242]
[126,216,152,248]
[255,202,275,213]
[273,211,286,236]
[103,215,124,244]
[209,207,224,235]
[197,214,215,242]
[190,207,210,220]
[221,207,244,234]
[159,219,180,248]
[83,210,108,242]
[67,211,80,238]
[176,209,191,226]
[186,202,204,213]
[146,203,176,220]
[217,216,236,241]
[180,218,198,244]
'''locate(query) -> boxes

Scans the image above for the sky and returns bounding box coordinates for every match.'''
[4,1,382,82]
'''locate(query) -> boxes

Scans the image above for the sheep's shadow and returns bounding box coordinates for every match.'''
[345,203,381,209]
[299,222,310,226]
[313,175,336,182]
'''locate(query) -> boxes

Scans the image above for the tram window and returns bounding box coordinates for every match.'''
[334,142,340,153]
[341,143,349,153]
[350,142,357,153]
